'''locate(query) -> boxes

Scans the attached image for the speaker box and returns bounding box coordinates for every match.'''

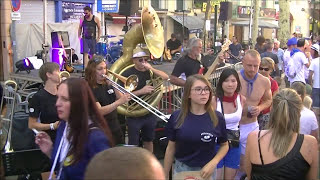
[51,31,70,48]
[118,0,139,16]
[219,2,232,21]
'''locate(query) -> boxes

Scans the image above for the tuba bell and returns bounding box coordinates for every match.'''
[110,5,164,117]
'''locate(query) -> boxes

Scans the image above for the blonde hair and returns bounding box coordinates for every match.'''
[267,88,302,158]
[261,57,275,71]
[303,95,312,109]
[176,74,217,128]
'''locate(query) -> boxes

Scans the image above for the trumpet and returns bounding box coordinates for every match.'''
[59,71,70,81]
[101,74,169,122]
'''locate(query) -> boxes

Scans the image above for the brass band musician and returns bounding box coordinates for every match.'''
[121,47,168,152]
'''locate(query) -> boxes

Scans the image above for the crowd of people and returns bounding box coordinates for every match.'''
[24,34,318,180]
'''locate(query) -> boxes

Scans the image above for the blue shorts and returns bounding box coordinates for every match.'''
[127,114,157,145]
[82,38,96,55]
[312,88,320,108]
[216,144,240,169]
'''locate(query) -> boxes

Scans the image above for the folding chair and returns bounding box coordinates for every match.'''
[0,80,18,152]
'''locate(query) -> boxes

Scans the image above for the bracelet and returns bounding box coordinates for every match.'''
[50,123,55,130]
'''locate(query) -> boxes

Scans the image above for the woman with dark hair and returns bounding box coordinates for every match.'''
[245,89,318,180]
[35,78,113,180]
[212,68,246,180]
[85,55,130,145]
[164,74,229,179]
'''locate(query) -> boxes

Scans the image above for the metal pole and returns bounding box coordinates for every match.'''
[214,5,218,53]
[249,0,254,49]
[182,10,185,41]
[11,21,18,72]
[312,0,315,38]
[43,0,48,62]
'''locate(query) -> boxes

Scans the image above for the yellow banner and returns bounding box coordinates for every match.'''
[202,1,222,13]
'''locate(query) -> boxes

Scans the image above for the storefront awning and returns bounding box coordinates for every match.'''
[232,20,279,29]
[170,15,204,33]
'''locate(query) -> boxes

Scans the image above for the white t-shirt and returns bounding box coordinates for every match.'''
[300,107,318,135]
[283,50,291,77]
[308,57,320,88]
[290,52,309,84]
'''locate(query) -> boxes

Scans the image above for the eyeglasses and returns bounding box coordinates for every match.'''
[259,67,270,71]
[138,58,147,62]
[191,87,211,95]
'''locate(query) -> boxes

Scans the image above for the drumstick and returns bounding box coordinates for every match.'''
[32,128,39,135]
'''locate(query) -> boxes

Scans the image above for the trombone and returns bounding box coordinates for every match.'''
[101,74,169,122]
[59,71,70,81]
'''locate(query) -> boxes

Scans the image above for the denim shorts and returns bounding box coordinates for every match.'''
[215,144,240,169]
[312,88,320,108]
[82,38,96,55]
[174,160,217,180]
[127,114,157,145]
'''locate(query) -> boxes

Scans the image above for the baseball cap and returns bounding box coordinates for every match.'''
[287,37,297,46]
[132,47,150,58]
[311,43,319,53]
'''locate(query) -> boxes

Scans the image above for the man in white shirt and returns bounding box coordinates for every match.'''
[290,38,311,85]
[291,82,318,140]
[273,40,284,75]
[308,44,320,123]
[283,38,297,87]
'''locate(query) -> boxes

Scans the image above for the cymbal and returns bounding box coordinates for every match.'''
[100,35,116,38]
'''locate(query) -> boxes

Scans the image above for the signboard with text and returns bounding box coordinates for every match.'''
[238,6,251,18]
[202,1,222,13]
[238,6,276,19]
[260,8,276,18]
[97,0,119,13]
[62,2,92,22]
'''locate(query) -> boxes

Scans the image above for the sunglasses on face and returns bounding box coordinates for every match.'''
[138,58,147,62]
[259,67,270,71]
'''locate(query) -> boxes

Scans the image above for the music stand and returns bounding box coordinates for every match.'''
[2,149,51,176]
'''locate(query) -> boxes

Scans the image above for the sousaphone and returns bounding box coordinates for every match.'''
[109,5,164,117]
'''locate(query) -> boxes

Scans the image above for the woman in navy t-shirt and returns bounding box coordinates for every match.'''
[164,74,229,179]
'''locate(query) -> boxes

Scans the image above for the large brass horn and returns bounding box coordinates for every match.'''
[110,5,164,117]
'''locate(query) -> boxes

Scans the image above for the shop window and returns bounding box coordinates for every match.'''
[151,0,160,9]
[177,0,183,11]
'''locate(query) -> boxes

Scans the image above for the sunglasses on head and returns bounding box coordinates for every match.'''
[92,57,106,63]
[259,67,270,71]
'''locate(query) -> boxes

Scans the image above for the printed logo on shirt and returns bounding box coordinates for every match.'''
[107,89,114,94]
[29,108,34,113]
[200,132,213,142]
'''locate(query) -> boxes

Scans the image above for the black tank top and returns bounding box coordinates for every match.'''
[251,132,310,180]
[82,15,97,39]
